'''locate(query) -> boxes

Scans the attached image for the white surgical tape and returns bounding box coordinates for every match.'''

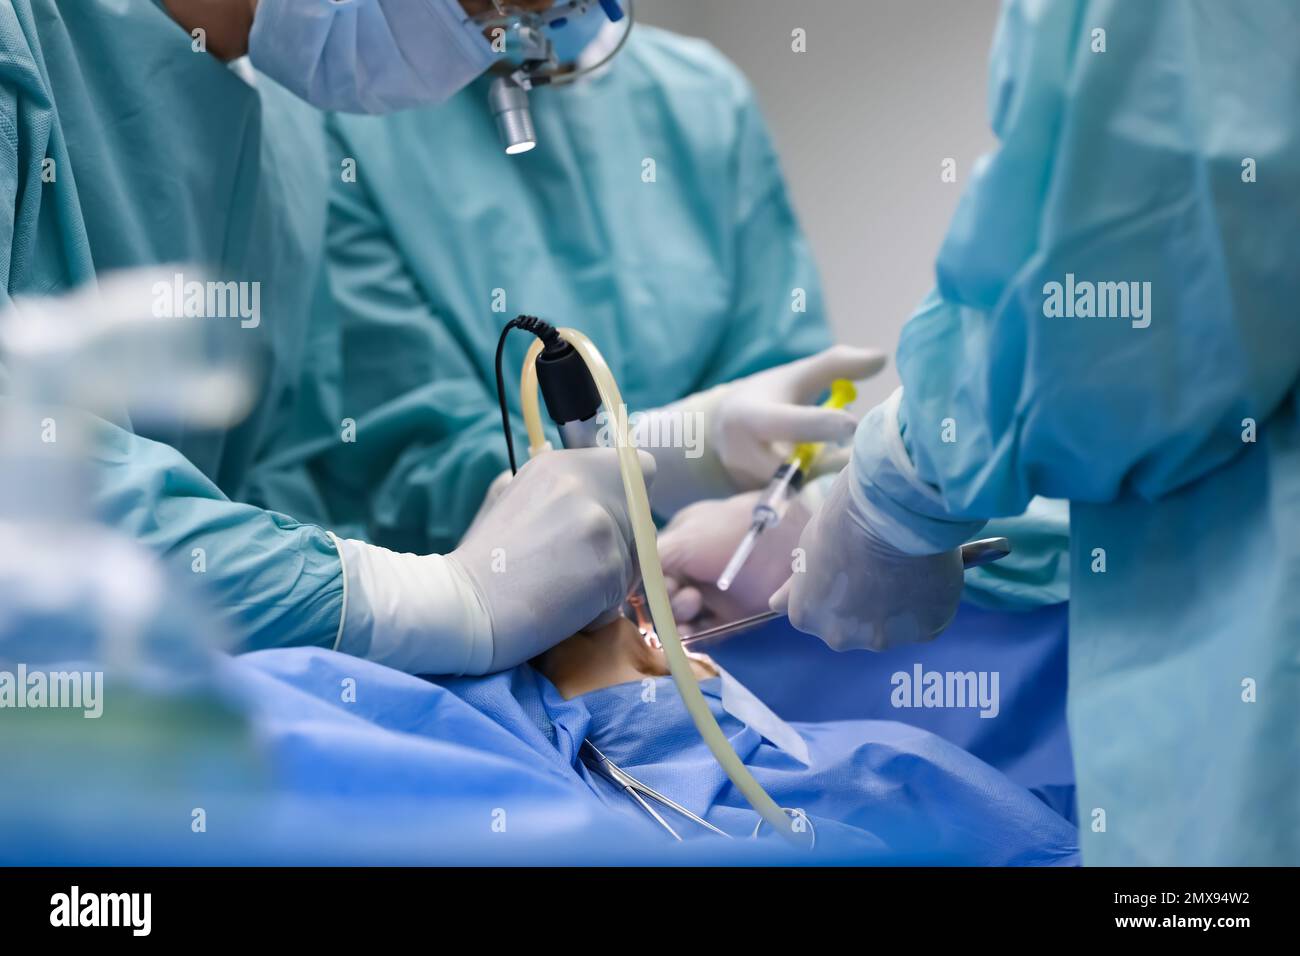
[718,668,811,766]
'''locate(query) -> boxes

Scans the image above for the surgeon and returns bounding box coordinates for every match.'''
[773,0,1300,865]
[251,1,883,554]
[0,0,677,676]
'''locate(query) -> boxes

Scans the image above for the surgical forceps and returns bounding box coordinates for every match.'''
[681,536,1013,648]
[579,740,731,841]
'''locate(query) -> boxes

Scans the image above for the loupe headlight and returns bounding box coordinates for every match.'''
[474,1,634,155]
[489,74,538,155]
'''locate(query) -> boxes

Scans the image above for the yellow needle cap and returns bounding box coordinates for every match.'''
[791,378,858,472]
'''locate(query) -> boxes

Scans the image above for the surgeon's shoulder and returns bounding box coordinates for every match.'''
[0,0,52,151]
[253,64,332,169]
[254,63,327,141]
[624,25,756,110]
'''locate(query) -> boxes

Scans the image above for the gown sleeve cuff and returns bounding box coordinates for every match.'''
[329,534,494,675]
[850,388,986,555]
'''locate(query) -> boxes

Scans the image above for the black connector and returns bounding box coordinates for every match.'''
[535,339,601,427]
[494,315,600,475]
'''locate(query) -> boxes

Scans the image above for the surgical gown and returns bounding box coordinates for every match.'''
[0,0,344,651]
[250,25,831,553]
[864,0,1300,864]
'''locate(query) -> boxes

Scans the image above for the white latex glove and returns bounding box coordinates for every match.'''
[333,448,653,675]
[658,489,813,629]
[710,345,888,487]
[463,467,513,538]
[636,346,886,516]
[769,469,965,651]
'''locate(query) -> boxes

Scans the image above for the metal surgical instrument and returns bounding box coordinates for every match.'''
[684,536,1014,648]
[580,740,731,841]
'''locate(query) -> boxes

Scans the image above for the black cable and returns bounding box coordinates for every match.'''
[495,315,562,475]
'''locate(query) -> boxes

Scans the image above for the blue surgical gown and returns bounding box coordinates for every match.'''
[859,0,1300,864]
[0,0,350,651]
[249,25,831,553]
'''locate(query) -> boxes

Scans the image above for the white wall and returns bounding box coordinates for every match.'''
[639,0,1001,406]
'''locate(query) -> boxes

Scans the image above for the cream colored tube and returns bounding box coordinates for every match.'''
[520,329,800,845]
[520,339,548,455]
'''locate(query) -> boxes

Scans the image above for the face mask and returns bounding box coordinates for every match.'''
[248,0,497,114]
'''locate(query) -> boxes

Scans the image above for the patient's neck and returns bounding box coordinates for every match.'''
[535,617,716,700]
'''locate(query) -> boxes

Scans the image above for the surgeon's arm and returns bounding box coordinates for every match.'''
[0,32,339,654]
[81,409,346,652]
[778,0,1300,652]
[869,0,1300,532]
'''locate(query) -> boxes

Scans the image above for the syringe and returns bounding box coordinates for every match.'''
[716,378,857,592]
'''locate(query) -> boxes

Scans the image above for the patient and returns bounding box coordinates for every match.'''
[233,610,1078,864]
[509,615,1078,863]
[533,615,717,699]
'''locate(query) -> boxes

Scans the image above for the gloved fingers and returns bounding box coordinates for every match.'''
[656,522,695,577]
[750,404,858,444]
[558,446,657,494]
[669,585,704,622]
[486,467,514,495]
[771,576,835,643]
[660,546,719,622]
[661,495,720,528]
[768,577,792,613]
[785,586,853,651]
[719,431,794,489]
[807,444,851,479]
[561,446,657,542]
[786,345,888,403]
[564,447,659,624]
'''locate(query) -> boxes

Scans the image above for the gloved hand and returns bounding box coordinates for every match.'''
[659,489,813,628]
[463,467,514,538]
[636,346,886,516]
[769,469,966,651]
[333,448,653,675]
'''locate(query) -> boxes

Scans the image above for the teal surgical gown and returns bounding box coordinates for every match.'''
[0,0,344,651]
[246,25,830,554]
[861,0,1300,864]
[2,4,827,654]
